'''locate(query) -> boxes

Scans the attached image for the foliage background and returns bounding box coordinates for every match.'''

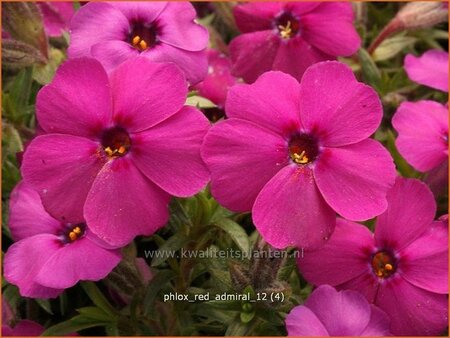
[1,1,448,336]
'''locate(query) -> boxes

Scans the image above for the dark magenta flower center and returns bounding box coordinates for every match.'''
[101,126,131,158]
[371,251,397,278]
[128,22,158,51]
[63,223,86,243]
[288,133,319,165]
[274,12,300,39]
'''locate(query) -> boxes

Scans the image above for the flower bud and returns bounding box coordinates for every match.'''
[397,2,448,30]
[2,39,46,70]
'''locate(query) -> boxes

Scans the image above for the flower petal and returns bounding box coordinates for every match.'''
[8,181,62,241]
[337,272,379,304]
[229,30,280,83]
[84,158,170,247]
[132,106,210,197]
[3,235,63,299]
[21,134,106,223]
[110,57,187,132]
[253,165,335,249]
[314,139,396,221]
[305,285,371,336]
[233,3,282,33]
[404,50,449,92]
[425,160,448,197]
[376,277,448,335]
[91,40,139,73]
[225,71,302,135]
[286,2,322,16]
[299,61,382,147]
[392,100,448,172]
[374,177,436,251]
[6,320,45,336]
[191,49,237,108]
[157,2,209,51]
[201,119,288,212]
[272,38,331,81]
[360,305,391,336]
[68,2,130,58]
[286,305,329,336]
[109,1,167,23]
[144,43,208,85]
[298,218,374,286]
[36,237,121,289]
[301,2,361,56]
[399,220,448,294]
[36,58,112,139]
[38,2,74,37]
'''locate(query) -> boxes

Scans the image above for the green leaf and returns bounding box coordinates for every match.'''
[385,129,418,178]
[358,48,382,92]
[210,203,234,223]
[428,29,450,40]
[240,310,255,324]
[255,308,284,326]
[35,299,53,315]
[213,218,250,254]
[77,306,115,322]
[42,314,109,336]
[2,123,23,158]
[185,95,217,109]
[80,282,117,316]
[33,48,65,85]
[5,67,33,116]
[194,191,213,226]
[2,285,21,310]
[202,299,242,311]
[151,231,189,267]
[59,292,68,316]
[225,315,249,336]
[373,36,417,62]
[211,2,239,34]
[105,323,119,336]
[143,269,176,316]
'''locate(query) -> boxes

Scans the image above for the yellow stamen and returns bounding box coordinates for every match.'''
[278,21,292,39]
[132,35,141,45]
[139,40,148,50]
[104,146,114,157]
[131,35,149,51]
[385,263,393,271]
[72,226,81,235]
[69,231,78,241]
[292,150,309,164]
[118,146,126,154]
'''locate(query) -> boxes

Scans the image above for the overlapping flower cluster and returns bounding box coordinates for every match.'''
[3,1,448,337]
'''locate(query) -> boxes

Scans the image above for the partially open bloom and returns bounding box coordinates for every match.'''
[202,61,396,249]
[2,320,44,337]
[397,2,448,31]
[68,1,208,84]
[298,178,448,335]
[286,285,391,336]
[393,100,448,172]
[3,182,121,298]
[404,49,449,92]
[2,299,42,336]
[37,2,74,37]
[229,2,360,83]
[21,57,210,247]
[192,49,238,108]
